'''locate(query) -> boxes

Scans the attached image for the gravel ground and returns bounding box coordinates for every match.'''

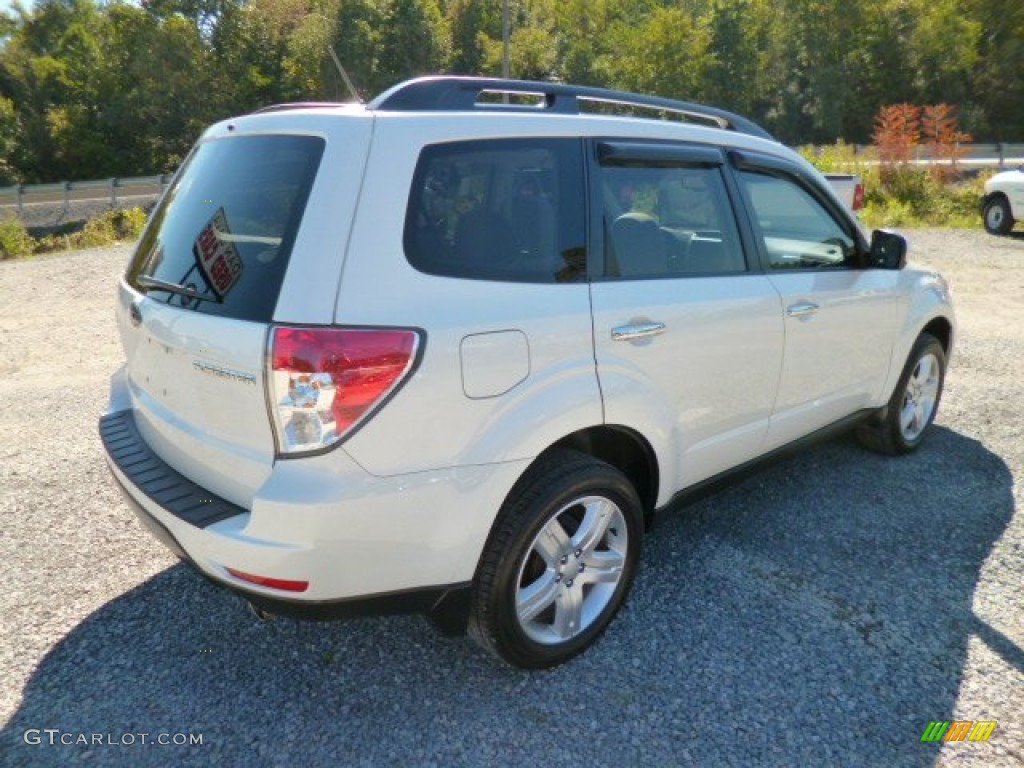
[0,230,1021,767]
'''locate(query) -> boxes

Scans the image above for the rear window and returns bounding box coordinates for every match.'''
[404,138,586,283]
[127,134,325,322]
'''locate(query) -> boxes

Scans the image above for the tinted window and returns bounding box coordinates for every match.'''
[404,139,586,283]
[128,134,325,322]
[739,171,858,270]
[600,164,745,278]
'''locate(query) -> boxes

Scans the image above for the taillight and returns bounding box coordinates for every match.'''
[268,327,420,455]
[853,182,865,212]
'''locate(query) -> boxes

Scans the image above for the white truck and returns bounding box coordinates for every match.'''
[981,167,1023,235]
[825,173,865,213]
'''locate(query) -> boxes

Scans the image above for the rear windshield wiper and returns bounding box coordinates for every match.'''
[136,275,223,304]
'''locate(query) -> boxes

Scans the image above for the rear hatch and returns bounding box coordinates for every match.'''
[117,131,328,506]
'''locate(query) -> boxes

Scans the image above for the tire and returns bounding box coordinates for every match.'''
[469,450,643,669]
[983,196,1014,236]
[856,333,946,455]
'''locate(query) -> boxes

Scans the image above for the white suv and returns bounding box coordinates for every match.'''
[100,77,955,668]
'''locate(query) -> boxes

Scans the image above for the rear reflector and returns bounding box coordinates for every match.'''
[225,567,309,593]
[268,327,420,455]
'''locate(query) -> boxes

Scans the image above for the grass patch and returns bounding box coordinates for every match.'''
[0,214,36,259]
[0,207,147,260]
[799,141,991,229]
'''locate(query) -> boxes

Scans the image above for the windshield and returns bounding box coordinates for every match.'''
[127,134,325,323]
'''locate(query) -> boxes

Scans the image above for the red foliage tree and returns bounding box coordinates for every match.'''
[921,104,972,180]
[873,104,921,181]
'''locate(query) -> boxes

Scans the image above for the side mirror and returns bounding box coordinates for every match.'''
[869,229,907,270]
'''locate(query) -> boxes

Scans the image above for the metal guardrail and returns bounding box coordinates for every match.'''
[811,143,1024,168]
[0,174,170,215]
[913,143,1024,168]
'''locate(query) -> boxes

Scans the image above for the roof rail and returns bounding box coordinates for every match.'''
[251,102,351,115]
[368,76,773,140]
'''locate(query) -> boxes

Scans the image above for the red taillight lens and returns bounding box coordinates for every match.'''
[268,327,419,455]
[853,182,865,212]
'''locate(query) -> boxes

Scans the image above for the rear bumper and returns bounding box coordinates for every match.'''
[99,407,527,629]
[104,460,471,631]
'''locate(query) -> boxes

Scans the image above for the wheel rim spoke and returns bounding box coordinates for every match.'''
[913,403,926,434]
[533,518,570,567]
[579,549,625,585]
[903,396,924,437]
[571,498,616,555]
[517,571,559,623]
[551,584,584,639]
[915,356,933,386]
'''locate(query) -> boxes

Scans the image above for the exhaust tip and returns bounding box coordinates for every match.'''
[247,601,277,621]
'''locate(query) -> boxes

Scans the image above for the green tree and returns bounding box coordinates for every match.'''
[0,95,20,184]
[907,0,980,108]
[701,0,761,116]
[377,0,449,90]
[329,0,385,99]
[606,7,713,102]
[100,5,216,172]
[0,0,1020,180]
[0,0,111,179]
[965,0,1024,139]
[752,0,865,143]
[839,0,917,142]
[448,0,498,75]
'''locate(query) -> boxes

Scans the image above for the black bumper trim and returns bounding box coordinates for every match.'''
[244,582,474,635]
[99,410,245,529]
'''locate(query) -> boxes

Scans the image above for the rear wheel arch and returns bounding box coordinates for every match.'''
[477,425,659,568]
[547,426,659,524]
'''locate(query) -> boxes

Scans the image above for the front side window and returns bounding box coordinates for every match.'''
[738,170,858,270]
[128,134,325,322]
[404,138,586,283]
[600,164,745,278]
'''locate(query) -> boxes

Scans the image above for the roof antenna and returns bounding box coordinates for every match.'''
[327,45,363,104]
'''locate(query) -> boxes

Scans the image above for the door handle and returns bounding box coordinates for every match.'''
[786,302,819,318]
[611,322,666,341]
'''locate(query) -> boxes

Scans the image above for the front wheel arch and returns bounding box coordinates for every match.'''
[857,332,946,454]
[921,316,952,357]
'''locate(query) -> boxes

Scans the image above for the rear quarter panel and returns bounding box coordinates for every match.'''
[333,115,602,477]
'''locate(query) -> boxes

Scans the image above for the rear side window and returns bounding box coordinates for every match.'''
[404,138,586,283]
[128,134,325,322]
